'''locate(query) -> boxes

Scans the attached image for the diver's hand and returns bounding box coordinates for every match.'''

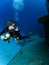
[15,27,19,31]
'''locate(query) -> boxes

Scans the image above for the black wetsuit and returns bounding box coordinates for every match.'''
[0,26,28,40]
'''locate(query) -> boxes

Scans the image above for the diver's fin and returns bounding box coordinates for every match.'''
[27,32,33,36]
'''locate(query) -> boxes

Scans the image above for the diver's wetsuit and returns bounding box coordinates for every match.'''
[0,26,28,40]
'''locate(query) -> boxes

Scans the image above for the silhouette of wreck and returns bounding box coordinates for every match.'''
[38,14,49,44]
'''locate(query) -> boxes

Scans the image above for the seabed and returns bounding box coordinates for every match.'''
[7,35,49,65]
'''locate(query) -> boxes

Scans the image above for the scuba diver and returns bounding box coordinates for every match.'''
[0,20,29,43]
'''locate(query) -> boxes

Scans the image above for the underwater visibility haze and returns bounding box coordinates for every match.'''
[0,0,49,65]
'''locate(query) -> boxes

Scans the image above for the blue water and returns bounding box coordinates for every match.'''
[0,0,48,65]
[0,0,48,34]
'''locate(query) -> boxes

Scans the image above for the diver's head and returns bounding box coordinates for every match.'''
[7,20,16,26]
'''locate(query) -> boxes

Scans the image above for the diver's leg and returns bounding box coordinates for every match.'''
[19,35,29,39]
[13,31,29,40]
[16,33,29,40]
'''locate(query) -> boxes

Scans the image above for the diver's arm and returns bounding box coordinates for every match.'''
[15,27,19,31]
[15,27,20,33]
